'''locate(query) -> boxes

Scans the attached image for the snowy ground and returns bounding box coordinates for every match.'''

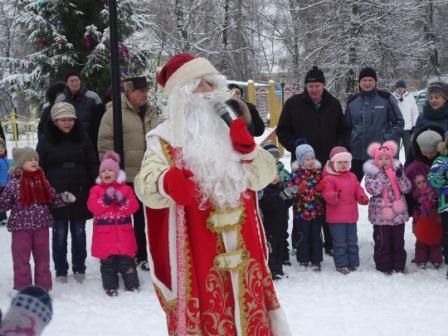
[0,136,447,335]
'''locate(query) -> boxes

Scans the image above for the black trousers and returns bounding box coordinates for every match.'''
[294,217,323,264]
[100,255,139,290]
[351,159,365,182]
[264,212,288,275]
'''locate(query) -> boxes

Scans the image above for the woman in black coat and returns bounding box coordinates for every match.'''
[36,102,98,283]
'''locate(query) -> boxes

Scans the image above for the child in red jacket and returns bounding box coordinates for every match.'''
[87,151,140,296]
[322,147,369,274]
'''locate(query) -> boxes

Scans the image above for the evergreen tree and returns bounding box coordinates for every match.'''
[0,0,150,105]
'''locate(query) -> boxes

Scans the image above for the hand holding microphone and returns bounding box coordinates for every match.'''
[213,101,255,155]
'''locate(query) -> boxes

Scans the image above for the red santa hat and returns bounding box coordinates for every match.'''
[157,53,219,96]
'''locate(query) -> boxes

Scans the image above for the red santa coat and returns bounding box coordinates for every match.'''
[87,176,139,260]
[134,122,291,336]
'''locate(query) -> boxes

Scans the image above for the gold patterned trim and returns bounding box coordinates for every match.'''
[207,205,246,233]
[160,138,173,166]
[214,249,248,272]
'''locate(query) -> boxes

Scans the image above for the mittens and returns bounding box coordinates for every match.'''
[61,191,76,203]
[106,186,115,199]
[229,118,256,155]
[115,190,124,203]
[162,167,196,206]
[359,194,369,205]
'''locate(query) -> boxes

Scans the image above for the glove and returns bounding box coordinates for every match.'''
[395,164,404,178]
[115,190,125,203]
[106,187,116,199]
[229,118,256,155]
[359,194,369,205]
[163,167,196,206]
[315,180,326,193]
[61,191,76,203]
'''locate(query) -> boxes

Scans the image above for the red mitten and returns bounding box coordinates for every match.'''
[162,167,196,206]
[359,194,369,205]
[229,118,256,155]
[315,180,326,193]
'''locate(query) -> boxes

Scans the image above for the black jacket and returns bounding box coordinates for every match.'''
[277,89,348,163]
[55,85,105,147]
[36,120,99,220]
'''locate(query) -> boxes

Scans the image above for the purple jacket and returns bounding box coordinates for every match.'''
[364,160,411,225]
[0,173,65,232]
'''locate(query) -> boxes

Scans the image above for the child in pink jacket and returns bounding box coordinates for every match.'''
[322,147,369,274]
[87,151,140,296]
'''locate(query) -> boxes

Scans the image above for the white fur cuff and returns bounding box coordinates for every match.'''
[269,307,292,336]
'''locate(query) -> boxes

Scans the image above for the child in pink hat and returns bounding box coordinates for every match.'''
[87,151,140,296]
[321,146,369,274]
[363,141,411,274]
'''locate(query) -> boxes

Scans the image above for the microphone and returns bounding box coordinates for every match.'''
[213,102,235,127]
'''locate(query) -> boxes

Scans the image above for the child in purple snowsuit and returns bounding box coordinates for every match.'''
[364,141,411,273]
[0,148,75,291]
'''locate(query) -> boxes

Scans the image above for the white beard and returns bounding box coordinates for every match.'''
[168,79,249,209]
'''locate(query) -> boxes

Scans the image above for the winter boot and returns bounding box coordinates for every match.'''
[105,289,118,297]
[336,267,350,275]
[74,273,85,283]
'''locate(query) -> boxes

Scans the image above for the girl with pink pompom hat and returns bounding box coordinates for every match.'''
[363,141,412,273]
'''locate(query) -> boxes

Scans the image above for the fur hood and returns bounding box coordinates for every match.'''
[95,170,127,185]
[363,159,400,176]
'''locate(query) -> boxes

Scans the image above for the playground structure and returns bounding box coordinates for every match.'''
[231,79,299,150]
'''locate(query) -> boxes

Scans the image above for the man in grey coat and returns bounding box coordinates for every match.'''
[346,67,404,181]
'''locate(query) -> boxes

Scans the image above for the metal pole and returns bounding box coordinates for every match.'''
[108,0,124,167]
[281,82,285,106]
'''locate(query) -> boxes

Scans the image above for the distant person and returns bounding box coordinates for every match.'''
[56,70,105,148]
[0,147,75,291]
[346,67,404,181]
[37,102,98,284]
[277,65,348,256]
[97,76,160,271]
[392,80,419,158]
[415,81,448,131]
[87,151,140,296]
[364,141,411,274]
[37,81,66,139]
[228,83,265,136]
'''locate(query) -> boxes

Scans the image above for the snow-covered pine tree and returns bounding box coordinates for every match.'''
[0,0,150,105]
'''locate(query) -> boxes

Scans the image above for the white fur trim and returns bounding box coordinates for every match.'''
[392,159,401,169]
[95,170,127,184]
[331,152,352,163]
[239,148,257,161]
[157,169,175,202]
[164,58,219,96]
[269,307,292,336]
[363,159,380,175]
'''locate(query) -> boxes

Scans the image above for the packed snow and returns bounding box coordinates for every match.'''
[0,137,447,336]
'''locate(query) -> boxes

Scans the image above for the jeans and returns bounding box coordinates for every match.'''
[329,223,359,268]
[52,219,87,276]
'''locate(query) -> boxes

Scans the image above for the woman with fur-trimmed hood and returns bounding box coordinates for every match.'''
[364,141,411,273]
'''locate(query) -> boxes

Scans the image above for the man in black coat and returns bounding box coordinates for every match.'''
[277,66,348,256]
[55,71,105,150]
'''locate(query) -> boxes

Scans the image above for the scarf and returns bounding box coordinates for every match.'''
[382,166,401,209]
[20,169,52,207]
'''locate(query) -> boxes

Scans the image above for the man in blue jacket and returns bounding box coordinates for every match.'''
[346,67,404,181]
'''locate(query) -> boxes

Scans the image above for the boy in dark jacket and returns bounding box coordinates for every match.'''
[259,142,293,280]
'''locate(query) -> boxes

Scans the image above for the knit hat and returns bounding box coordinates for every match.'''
[123,76,149,91]
[304,66,325,84]
[295,144,315,166]
[262,141,280,159]
[0,286,53,336]
[99,150,120,178]
[329,146,352,172]
[13,147,39,169]
[395,80,406,89]
[416,130,443,152]
[367,141,398,168]
[427,81,448,100]
[156,53,219,96]
[358,67,377,82]
[64,70,81,82]
[50,102,77,121]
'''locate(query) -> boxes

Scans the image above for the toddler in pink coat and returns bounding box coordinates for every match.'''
[87,151,140,296]
[322,147,369,274]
